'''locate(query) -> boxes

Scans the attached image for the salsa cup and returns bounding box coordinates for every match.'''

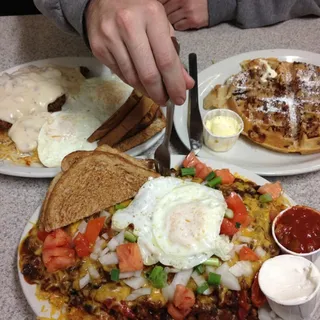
[202,109,244,152]
[272,205,320,262]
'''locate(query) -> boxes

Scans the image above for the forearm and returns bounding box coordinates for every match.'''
[208,0,320,28]
[33,0,90,36]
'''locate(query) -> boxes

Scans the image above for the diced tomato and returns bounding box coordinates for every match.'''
[251,272,267,307]
[167,303,191,320]
[269,208,279,222]
[215,169,235,184]
[239,290,250,311]
[43,229,72,249]
[258,181,282,200]
[42,247,76,273]
[84,217,106,245]
[239,246,259,261]
[238,307,249,320]
[173,285,196,310]
[73,232,91,257]
[116,243,143,272]
[37,230,50,242]
[220,218,238,236]
[226,192,249,226]
[183,152,200,168]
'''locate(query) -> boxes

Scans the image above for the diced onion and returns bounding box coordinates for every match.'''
[88,266,100,279]
[93,237,106,254]
[100,210,111,219]
[255,246,267,258]
[234,244,247,253]
[205,266,216,274]
[99,252,118,266]
[78,221,88,234]
[101,233,109,240]
[238,236,251,243]
[229,261,253,277]
[107,230,125,251]
[134,270,142,277]
[162,269,193,302]
[90,252,99,261]
[191,271,213,295]
[119,271,135,279]
[79,273,90,289]
[123,277,147,290]
[164,267,182,273]
[100,246,110,257]
[126,288,152,301]
[215,263,240,291]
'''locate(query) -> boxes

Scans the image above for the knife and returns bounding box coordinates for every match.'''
[188,53,203,155]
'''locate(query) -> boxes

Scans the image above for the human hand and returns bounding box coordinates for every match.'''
[158,0,209,31]
[85,0,194,106]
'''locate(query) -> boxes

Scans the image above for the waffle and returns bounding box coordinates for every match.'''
[204,58,320,154]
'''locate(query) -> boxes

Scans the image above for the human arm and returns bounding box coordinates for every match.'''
[33,0,194,105]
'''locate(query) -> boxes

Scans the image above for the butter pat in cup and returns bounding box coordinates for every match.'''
[203,109,244,152]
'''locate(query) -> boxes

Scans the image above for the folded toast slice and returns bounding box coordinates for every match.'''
[40,151,159,231]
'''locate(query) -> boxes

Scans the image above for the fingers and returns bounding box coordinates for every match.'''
[182,65,195,90]
[163,0,181,15]
[116,5,168,104]
[146,6,188,105]
[167,9,185,25]
[173,18,189,31]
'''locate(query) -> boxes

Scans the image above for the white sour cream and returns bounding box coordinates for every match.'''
[259,59,278,83]
[259,255,320,305]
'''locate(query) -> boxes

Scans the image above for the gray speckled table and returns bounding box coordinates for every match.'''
[0,14,319,320]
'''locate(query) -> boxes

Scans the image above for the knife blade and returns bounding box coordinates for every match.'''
[188,53,203,155]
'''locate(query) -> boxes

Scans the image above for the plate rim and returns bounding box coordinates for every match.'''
[17,154,295,317]
[174,48,320,176]
[0,56,164,178]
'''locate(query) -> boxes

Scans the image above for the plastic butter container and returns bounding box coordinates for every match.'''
[203,109,244,152]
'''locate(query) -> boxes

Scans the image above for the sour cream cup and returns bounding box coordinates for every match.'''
[202,109,244,152]
[258,255,320,320]
[272,206,320,262]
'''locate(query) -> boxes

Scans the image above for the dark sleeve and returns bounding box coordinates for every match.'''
[208,0,320,28]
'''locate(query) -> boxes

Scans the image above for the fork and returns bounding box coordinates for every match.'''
[154,38,180,176]
[154,99,175,176]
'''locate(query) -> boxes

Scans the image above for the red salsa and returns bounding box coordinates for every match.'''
[275,205,320,253]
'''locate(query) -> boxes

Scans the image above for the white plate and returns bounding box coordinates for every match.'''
[0,57,165,178]
[18,154,299,319]
[174,49,320,176]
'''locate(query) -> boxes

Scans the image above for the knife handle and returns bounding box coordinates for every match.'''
[188,53,199,109]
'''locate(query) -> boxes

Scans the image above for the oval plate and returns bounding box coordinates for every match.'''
[17,155,304,319]
[0,57,165,178]
[174,49,320,176]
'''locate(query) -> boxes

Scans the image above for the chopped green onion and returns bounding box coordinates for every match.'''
[207,176,222,188]
[148,266,167,288]
[181,167,196,176]
[205,171,216,181]
[208,272,221,286]
[259,193,273,203]
[195,264,205,275]
[110,269,120,281]
[224,208,234,219]
[115,203,126,210]
[124,231,137,243]
[235,222,241,229]
[203,257,220,267]
[197,282,209,294]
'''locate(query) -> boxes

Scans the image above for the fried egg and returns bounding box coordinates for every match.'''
[37,111,100,167]
[112,177,233,269]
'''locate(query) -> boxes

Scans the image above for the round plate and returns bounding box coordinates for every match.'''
[174,49,320,176]
[18,155,299,319]
[0,57,164,178]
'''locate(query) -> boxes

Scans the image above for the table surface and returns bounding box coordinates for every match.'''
[0,14,319,320]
